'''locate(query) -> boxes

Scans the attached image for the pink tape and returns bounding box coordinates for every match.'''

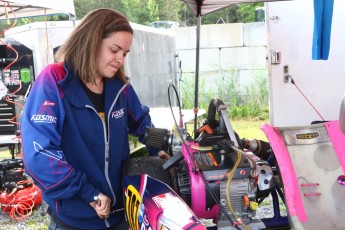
[324,120,345,174]
[261,124,308,222]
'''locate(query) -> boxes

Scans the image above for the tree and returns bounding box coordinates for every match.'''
[1,0,264,33]
[74,0,159,25]
[0,15,69,38]
[178,2,196,26]
[201,5,239,25]
[236,3,264,22]
[142,0,160,25]
[200,3,263,25]
[126,0,159,25]
[156,0,181,22]
[74,0,117,19]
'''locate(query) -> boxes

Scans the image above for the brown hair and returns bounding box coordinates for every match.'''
[55,8,133,83]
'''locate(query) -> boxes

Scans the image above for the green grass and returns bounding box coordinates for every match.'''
[0,149,12,160]
[231,117,269,141]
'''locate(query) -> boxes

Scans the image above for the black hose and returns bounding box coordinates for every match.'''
[206,98,224,121]
[205,98,225,130]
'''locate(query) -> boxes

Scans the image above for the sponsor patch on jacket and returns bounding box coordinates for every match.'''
[31,100,57,124]
[111,108,124,119]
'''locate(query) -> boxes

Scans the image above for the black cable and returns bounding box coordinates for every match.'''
[168,84,182,128]
[275,185,286,205]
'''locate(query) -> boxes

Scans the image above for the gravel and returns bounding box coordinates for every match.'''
[256,195,287,219]
[0,196,286,230]
[0,202,50,230]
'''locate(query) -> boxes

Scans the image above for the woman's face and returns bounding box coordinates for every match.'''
[96,31,133,80]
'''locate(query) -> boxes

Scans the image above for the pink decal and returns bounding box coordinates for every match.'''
[324,120,345,173]
[37,100,55,116]
[50,158,72,174]
[261,124,308,222]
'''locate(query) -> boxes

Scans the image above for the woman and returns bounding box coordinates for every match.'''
[20,8,166,229]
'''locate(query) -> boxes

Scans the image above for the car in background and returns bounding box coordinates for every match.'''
[148,21,179,29]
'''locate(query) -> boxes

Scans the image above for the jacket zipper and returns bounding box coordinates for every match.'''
[86,82,128,227]
[106,82,128,199]
[85,105,112,228]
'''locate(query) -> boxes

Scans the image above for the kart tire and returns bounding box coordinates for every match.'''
[123,156,173,187]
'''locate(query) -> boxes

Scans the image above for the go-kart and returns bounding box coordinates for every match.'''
[122,97,289,230]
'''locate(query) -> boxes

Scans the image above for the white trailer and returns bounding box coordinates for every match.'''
[266,0,345,126]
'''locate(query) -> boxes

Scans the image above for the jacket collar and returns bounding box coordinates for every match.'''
[58,63,127,109]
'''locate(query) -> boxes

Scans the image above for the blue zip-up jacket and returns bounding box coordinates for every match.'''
[20,62,157,229]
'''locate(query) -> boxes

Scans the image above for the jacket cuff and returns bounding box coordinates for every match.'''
[78,182,100,203]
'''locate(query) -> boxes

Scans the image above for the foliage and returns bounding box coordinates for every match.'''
[74,0,160,25]
[73,0,114,19]
[180,69,269,120]
[156,0,182,22]
[130,147,149,158]
[74,0,263,26]
[0,14,69,38]
[236,3,264,22]
[178,2,197,27]
[200,3,264,25]
[178,72,195,109]
[244,69,269,119]
[201,5,239,25]
[1,1,264,31]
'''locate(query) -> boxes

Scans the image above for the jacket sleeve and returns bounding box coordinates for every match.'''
[124,84,159,156]
[20,64,99,202]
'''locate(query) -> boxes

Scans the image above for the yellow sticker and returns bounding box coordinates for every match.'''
[296,133,319,139]
[125,184,142,230]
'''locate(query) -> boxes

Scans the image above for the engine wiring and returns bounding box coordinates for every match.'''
[167,83,242,229]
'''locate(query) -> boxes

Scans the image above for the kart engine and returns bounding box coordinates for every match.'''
[144,98,276,229]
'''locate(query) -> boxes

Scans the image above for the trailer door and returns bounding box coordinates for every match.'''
[266,0,345,126]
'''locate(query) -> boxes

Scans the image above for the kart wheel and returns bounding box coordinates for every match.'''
[123,156,173,187]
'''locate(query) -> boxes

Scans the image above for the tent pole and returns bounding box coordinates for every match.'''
[194,16,201,136]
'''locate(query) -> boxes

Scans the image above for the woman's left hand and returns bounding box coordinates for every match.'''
[90,192,111,219]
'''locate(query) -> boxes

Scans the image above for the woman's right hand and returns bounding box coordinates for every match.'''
[89,192,111,219]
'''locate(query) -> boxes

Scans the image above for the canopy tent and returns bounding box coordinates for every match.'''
[181,0,334,131]
[0,0,76,20]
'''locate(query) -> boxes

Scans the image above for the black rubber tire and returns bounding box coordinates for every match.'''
[123,156,172,187]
